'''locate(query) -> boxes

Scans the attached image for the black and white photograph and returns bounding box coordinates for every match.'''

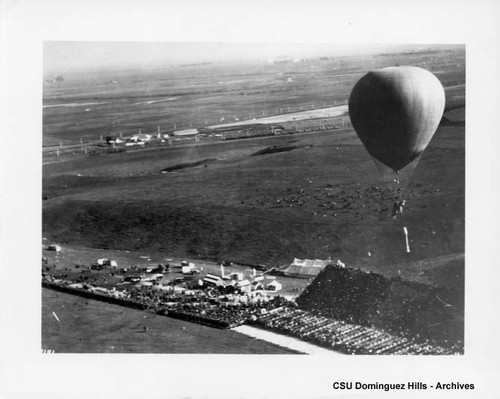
[40,42,465,356]
[1,1,500,398]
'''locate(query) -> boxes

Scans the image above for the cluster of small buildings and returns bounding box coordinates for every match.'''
[47,254,284,303]
[42,262,289,329]
[202,265,282,293]
[107,132,156,147]
[106,127,202,148]
[130,264,283,300]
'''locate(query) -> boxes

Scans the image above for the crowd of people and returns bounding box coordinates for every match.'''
[252,307,453,355]
[42,273,290,328]
[297,265,392,324]
[296,264,463,351]
[168,304,255,328]
[245,183,422,220]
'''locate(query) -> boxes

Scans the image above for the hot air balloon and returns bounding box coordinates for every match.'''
[348,66,445,174]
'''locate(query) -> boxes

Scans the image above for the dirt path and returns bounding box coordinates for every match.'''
[208,105,348,129]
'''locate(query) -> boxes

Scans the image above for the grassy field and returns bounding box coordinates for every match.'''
[42,288,299,353]
[42,45,465,352]
[43,118,464,273]
[43,46,465,146]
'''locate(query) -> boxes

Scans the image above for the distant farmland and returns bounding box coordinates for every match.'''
[43,47,465,146]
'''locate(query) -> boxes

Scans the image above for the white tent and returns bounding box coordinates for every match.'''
[282,258,330,278]
[173,128,199,136]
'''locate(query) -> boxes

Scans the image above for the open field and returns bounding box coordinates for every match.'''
[43,45,465,352]
[43,119,464,271]
[42,288,298,353]
[43,46,464,146]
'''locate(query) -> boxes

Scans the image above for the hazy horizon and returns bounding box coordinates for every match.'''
[44,42,462,77]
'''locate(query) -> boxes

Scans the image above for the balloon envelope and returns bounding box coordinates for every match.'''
[348,66,445,172]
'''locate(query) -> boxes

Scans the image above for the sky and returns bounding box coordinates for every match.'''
[43,41,431,75]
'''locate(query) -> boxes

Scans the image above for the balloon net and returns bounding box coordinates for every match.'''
[369,154,422,220]
[370,155,421,192]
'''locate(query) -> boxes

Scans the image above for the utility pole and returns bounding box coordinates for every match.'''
[403,227,411,253]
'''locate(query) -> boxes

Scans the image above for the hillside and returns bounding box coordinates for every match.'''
[43,121,464,272]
